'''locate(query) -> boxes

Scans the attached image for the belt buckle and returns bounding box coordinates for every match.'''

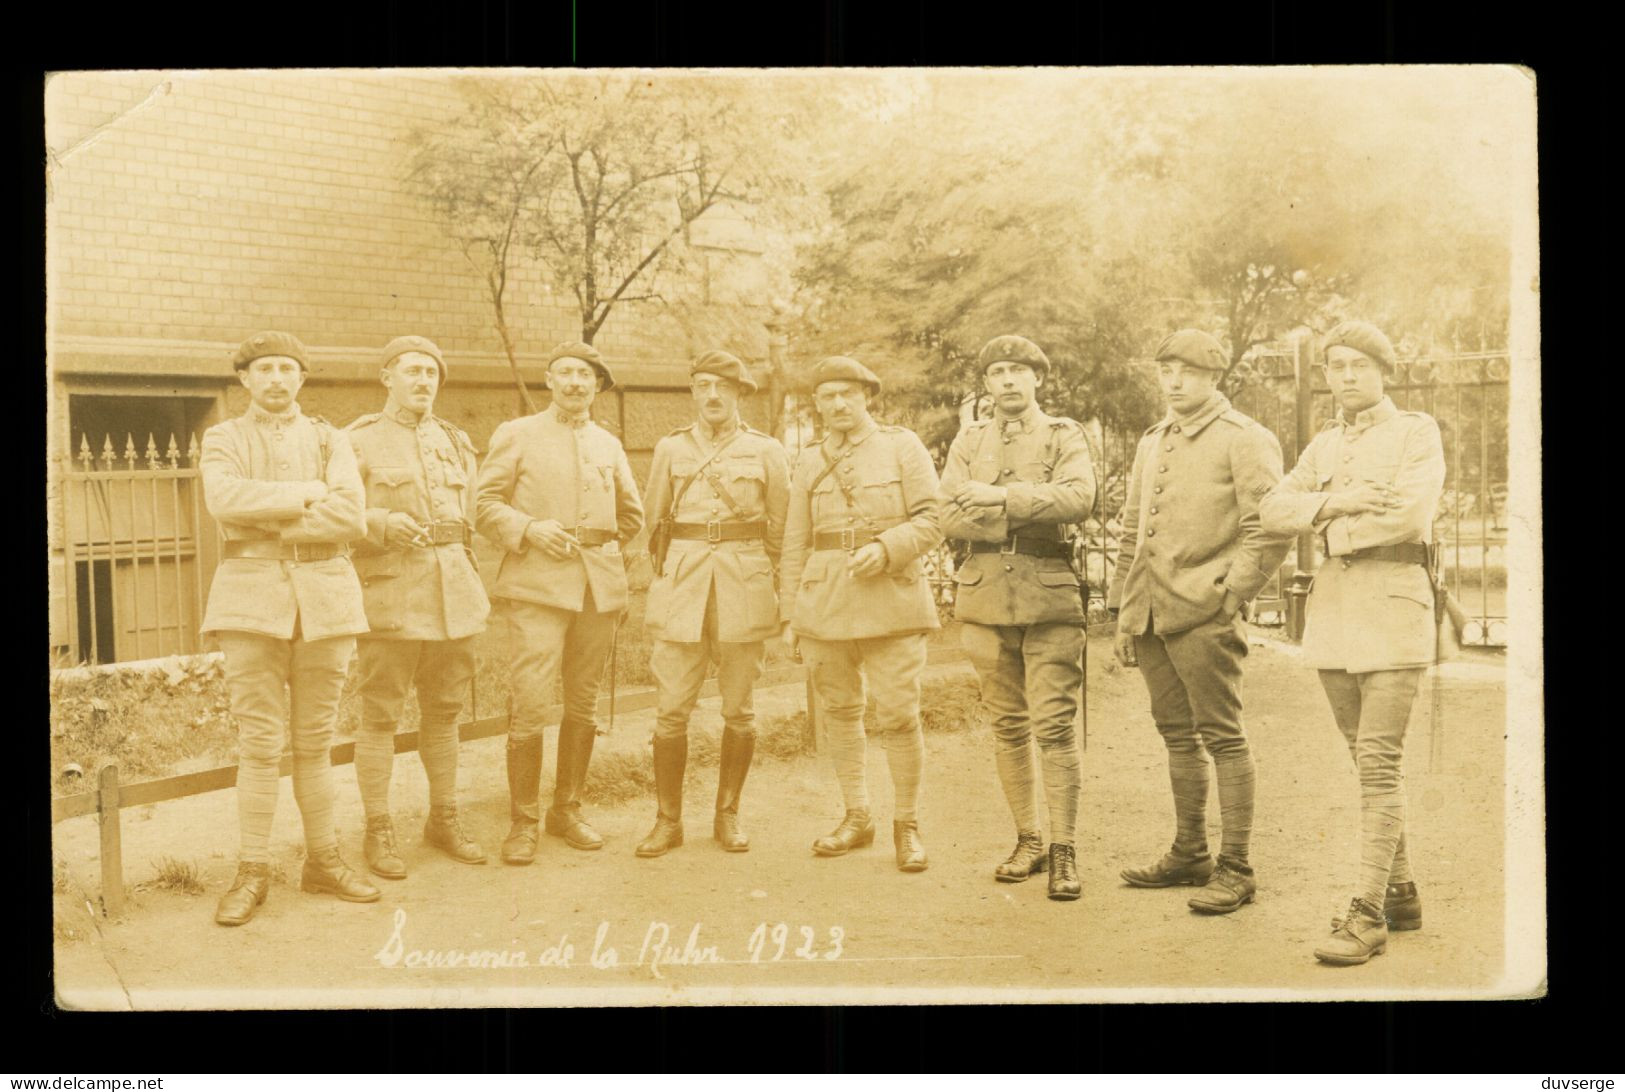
[573,525,586,549]
[292,542,319,563]
[998,536,1019,555]
[839,528,856,552]
[705,520,722,544]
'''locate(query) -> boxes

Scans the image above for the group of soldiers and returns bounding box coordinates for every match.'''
[198,319,1453,967]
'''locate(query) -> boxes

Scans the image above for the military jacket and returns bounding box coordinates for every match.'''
[1259,397,1450,672]
[940,404,1097,625]
[474,406,644,614]
[199,403,369,641]
[1108,392,1291,637]
[780,419,944,641]
[345,403,491,641]
[643,418,791,644]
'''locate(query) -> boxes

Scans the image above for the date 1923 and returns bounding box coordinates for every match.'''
[746,922,846,962]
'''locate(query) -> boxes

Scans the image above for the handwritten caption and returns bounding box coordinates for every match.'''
[374,909,845,978]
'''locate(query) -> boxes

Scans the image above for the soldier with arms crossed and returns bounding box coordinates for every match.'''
[780,357,945,872]
[475,342,644,864]
[1259,320,1452,966]
[345,336,490,879]
[1108,330,1291,915]
[201,331,379,925]
[939,335,1096,900]
[636,351,790,857]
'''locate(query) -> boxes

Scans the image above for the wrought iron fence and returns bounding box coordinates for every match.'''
[54,433,212,666]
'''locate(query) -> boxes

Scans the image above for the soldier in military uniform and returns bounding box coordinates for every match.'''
[940,335,1097,900]
[344,336,491,879]
[636,351,790,857]
[201,331,379,926]
[780,356,944,872]
[1259,320,1451,966]
[1108,329,1291,915]
[475,341,644,865]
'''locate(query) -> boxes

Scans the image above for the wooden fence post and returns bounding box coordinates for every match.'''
[96,760,124,918]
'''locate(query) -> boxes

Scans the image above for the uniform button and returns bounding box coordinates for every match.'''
[1164,444,1174,452]
[1172,425,1181,434]
[1159,465,1168,473]
[1146,529,1156,538]
[1150,506,1158,515]
[1343,455,1353,463]
[1003,437,1012,444]
[1000,468,1013,477]
[1154,486,1163,494]
[1003,564,1013,572]
[1343,476,1353,485]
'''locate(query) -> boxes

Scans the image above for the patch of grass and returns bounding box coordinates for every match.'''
[149,856,205,895]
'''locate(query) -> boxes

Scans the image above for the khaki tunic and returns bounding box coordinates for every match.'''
[1259,397,1448,673]
[780,420,943,641]
[345,405,490,641]
[642,419,791,644]
[474,406,645,614]
[199,403,368,641]
[1108,393,1291,636]
[939,405,1097,625]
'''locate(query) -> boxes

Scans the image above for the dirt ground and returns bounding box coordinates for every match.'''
[51,632,1511,1008]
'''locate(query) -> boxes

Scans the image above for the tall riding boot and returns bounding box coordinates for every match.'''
[713,728,755,852]
[546,722,604,850]
[501,735,544,866]
[636,735,687,858]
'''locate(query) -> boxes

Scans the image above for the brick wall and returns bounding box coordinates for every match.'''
[45,70,773,370]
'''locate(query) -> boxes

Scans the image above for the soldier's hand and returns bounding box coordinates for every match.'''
[525,519,582,560]
[384,512,432,548]
[1216,589,1243,621]
[846,542,888,578]
[780,622,800,661]
[954,481,1008,510]
[1323,481,1398,518]
[1113,627,1139,669]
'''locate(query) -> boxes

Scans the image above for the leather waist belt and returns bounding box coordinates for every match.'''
[814,528,882,552]
[1343,543,1428,566]
[969,536,1072,560]
[572,527,617,547]
[670,520,767,542]
[423,520,470,546]
[224,541,347,562]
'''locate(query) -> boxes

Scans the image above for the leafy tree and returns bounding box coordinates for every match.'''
[406,73,813,413]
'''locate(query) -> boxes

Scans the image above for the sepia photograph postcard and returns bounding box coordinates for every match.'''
[43,64,1542,1009]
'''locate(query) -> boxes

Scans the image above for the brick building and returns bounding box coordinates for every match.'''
[46,70,783,665]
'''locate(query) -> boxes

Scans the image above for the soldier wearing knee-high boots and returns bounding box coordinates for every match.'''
[345,336,490,880]
[474,342,644,865]
[636,351,790,857]
[940,336,1096,900]
[1109,329,1291,914]
[779,356,944,872]
[1260,320,1453,965]
[202,331,379,925]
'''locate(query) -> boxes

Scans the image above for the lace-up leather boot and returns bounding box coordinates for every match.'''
[1315,898,1389,965]
[363,815,407,880]
[994,831,1049,883]
[1120,849,1215,888]
[214,862,272,926]
[300,848,381,903]
[423,804,485,864]
[1048,843,1081,901]
[1186,857,1256,913]
[812,809,875,856]
[893,820,928,873]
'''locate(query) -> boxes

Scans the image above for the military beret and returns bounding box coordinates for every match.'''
[546,340,616,391]
[977,335,1050,379]
[233,330,309,371]
[1153,329,1229,372]
[1322,320,1397,373]
[380,335,447,382]
[811,356,881,397]
[690,350,758,395]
